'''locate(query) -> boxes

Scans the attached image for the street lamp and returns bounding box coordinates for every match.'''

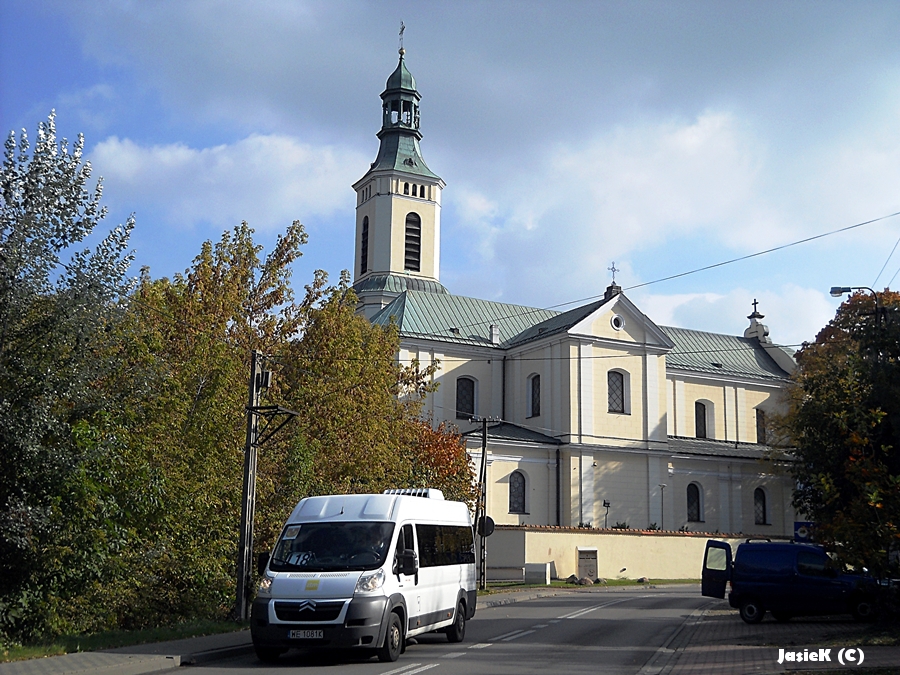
[603,500,611,529]
[830,286,882,325]
[658,484,667,531]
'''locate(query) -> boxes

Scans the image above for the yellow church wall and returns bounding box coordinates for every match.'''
[482,449,555,527]
[590,349,645,442]
[590,452,649,529]
[589,310,647,343]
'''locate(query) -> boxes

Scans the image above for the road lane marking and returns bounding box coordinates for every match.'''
[549,619,560,623]
[380,664,424,675]
[401,665,440,675]
[502,630,535,642]
[557,595,650,619]
[443,652,466,658]
[491,629,526,641]
[532,624,548,628]
[468,643,492,649]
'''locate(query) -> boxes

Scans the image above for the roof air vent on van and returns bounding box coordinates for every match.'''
[383,488,445,500]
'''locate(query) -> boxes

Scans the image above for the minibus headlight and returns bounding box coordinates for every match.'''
[258,574,274,597]
[355,569,385,594]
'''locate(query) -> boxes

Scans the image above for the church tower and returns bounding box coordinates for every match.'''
[352,48,447,319]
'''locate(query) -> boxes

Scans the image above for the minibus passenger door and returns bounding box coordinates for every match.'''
[701,540,731,598]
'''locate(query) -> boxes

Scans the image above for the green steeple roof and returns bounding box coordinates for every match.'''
[365,50,441,181]
[384,50,417,93]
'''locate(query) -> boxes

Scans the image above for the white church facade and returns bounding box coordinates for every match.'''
[351,50,798,577]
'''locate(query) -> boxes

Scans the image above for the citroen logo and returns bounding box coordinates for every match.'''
[296,600,317,612]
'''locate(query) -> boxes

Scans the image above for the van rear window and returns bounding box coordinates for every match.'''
[415,524,476,567]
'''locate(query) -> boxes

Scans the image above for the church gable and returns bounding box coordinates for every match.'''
[568,293,675,350]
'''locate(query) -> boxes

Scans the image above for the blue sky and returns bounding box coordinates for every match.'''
[3,0,900,346]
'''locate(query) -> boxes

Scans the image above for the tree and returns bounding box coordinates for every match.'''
[0,113,134,641]
[781,289,900,577]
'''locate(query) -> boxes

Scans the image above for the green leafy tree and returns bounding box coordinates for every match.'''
[0,113,134,641]
[781,289,900,576]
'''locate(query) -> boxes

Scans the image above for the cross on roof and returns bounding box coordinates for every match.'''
[608,261,619,284]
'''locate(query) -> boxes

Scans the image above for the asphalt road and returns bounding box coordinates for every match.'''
[193,587,712,674]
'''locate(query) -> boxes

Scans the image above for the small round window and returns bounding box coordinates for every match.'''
[611,314,625,331]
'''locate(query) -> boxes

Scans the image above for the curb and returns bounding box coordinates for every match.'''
[181,642,255,665]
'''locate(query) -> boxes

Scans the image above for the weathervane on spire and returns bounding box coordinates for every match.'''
[399,21,405,52]
[608,261,620,284]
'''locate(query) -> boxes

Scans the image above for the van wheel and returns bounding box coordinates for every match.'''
[771,612,792,623]
[254,645,283,663]
[739,599,765,624]
[446,601,466,643]
[852,598,876,622]
[378,612,403,662]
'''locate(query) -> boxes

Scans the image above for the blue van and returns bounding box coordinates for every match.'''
[702,540,875,623]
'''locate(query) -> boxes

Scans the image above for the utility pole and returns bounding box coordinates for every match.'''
[234,351,298,621]
[471,415,499,591]
[235,350,261,621]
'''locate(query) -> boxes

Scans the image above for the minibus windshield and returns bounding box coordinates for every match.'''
[270,522,395,572]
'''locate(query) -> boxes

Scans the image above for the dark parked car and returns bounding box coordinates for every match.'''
[701,539,875,623]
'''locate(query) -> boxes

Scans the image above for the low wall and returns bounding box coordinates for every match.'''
[488,525,789,580]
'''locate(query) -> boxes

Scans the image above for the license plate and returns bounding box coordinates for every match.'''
[289,629,323,639]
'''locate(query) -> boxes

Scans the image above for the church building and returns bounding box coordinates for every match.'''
[351,49,798,576]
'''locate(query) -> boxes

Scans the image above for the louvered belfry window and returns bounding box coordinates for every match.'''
[360,216,369,275]
[405,213,421,272]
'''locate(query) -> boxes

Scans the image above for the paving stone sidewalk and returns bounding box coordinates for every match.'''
[661,602,900,674]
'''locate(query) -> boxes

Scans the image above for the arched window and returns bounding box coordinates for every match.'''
[404,213,421,272]
[754,488,767,525]
[412,184,418,197]
[695,401,708,439]
[455,377,476,419]
[360,216,369,275]
[756,409,767,445]
[608,371,625,413]
[687,483,703,522]
[509,471,526,514]
[527,374,541,418]
[403,182,410,195]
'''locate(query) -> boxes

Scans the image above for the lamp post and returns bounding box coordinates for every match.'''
[658,484,666,531]
[603,500,611,529]
[830,286,882,326]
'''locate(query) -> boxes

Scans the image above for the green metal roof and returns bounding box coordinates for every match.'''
[372,290,794,381]
[370,290,558,347]
[660,325,792,381]
[370,133,441,180]
[463,422,562,445]
[384,53,417,93]
[353,273,449,296]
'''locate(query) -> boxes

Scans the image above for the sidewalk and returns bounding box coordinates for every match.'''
[660,601,900,674]
[0,629,254,675]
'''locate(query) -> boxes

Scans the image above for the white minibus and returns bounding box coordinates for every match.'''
[251,489,477,663]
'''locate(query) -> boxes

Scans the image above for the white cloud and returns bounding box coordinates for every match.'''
[90,134,368,231]
[635,284,836,346]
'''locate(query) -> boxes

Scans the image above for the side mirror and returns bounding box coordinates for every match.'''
[399,549,418,576]
[258,551,271,576]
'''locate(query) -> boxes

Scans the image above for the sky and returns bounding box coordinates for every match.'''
[3,0,900,347]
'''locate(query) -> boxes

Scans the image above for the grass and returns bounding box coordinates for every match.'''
[1,619,248,663]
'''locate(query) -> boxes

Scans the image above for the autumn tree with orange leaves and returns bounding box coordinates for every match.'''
[781,289,900,577]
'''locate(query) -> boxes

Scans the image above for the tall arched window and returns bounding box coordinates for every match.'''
[687,483,702,522]
[695,401,708,439]
[455,377,476,419]
[608,371,625,413]
[360,216,369,275]
[404,213,421,272]
[527,374,540,418]
[754,487,767,525]
[509,471,526,514]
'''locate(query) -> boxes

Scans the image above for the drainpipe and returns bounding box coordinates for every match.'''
[556,448,561,526]
[501,356,507,420]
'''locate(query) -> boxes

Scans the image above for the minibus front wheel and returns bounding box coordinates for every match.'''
[378,612,403,662]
